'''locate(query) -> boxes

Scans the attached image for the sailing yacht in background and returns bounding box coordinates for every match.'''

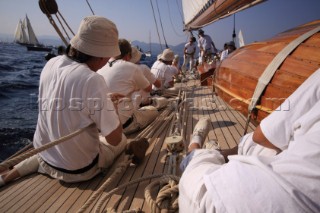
[145,31,152,57]
[14,14,52,52]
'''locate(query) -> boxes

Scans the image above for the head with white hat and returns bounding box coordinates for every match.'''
[130,46,142,64]
[68,15,120,70]
[160,48,175,64]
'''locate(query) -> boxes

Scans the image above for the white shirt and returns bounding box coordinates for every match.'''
[198,34,215,53]
[97,59,150,124]
[220,49,229,61]
[260,68,320,150]
[34,55,120,170]
[151,60,175,90]
[132,64,157,107]
[185,42,196,54]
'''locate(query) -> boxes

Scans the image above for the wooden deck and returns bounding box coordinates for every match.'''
[0,79,255,212]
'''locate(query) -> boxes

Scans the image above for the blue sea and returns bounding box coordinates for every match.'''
[0,42,156,162]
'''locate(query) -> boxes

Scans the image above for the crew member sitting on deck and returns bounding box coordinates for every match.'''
[150,48,178,95]
[179,68,320,212]
[97,39,159,135]
[130,46,161,107]
[0,16,128,186]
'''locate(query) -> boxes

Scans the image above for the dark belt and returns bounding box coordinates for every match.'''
[122,116,133,129]
[42,154,99,174]
[150,90,162,96]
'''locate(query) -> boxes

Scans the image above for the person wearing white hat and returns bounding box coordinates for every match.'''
[150,48,178,94]
[0,16,129,186]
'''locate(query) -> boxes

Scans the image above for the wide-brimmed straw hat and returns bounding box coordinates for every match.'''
[130,46,142,63]
[160,48,174,62]
[70,16,120,58]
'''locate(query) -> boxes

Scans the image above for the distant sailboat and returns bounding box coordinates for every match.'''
[145,31,152,57]
[14,14,52,52]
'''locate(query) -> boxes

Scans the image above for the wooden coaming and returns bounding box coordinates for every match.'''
[214,20,320,123]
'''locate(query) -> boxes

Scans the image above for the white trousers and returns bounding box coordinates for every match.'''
[15,133,127,183]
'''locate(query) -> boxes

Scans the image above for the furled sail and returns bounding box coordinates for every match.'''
[182,0,266,30]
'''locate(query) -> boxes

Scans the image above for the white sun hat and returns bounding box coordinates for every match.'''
[160,48,174,62]
[70,16,120,58]
[130,46,142,63]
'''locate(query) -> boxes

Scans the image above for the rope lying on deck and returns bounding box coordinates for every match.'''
[78,92,186,213]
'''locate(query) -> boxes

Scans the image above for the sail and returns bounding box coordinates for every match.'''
[238,29,245,47]
[23,15,39,45]
[182,0,266,30]
[14,19,28,44]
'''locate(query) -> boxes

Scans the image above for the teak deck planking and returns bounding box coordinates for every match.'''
[0,79,256,212]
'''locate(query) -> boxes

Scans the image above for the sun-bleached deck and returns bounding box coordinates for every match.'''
[0,79,255,212]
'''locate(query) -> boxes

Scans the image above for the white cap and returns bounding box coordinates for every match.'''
[70,16,120,58]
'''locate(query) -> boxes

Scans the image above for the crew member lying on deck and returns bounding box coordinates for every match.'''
[179,68,320,212]
[0,16,128,186]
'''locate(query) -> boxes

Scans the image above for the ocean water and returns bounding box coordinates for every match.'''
[0,42,157,162]
[0,43,45,161]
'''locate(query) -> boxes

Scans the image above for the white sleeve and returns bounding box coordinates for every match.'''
[260,68,320,150]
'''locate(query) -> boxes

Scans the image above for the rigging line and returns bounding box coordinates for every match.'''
[85,0,95,15]
[39,0,68,46]
[57,11,75,36]
[166,0,185,37]
[55,13,72,41]
[232,14,236,42]
[155,0,169,48]
[149,0,163,51]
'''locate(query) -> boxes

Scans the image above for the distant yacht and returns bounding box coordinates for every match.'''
[14,14,52,52]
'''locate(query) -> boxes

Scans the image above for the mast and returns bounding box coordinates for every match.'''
[149,31,151,55]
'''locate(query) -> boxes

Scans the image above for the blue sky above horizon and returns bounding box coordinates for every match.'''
[0,0,319,49]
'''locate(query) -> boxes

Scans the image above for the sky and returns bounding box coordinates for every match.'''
[0,0,320,49]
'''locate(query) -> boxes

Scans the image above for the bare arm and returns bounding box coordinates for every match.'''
[153,78,161,88]
[105,123,123,146]
[253,125,281,152]
[143,84,152,93]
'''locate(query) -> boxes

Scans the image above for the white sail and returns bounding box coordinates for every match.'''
[238,29,245,47]
[14,14,40,45]
[182,0,266,30]
[14,19,28,44]
[23,15,39,45]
